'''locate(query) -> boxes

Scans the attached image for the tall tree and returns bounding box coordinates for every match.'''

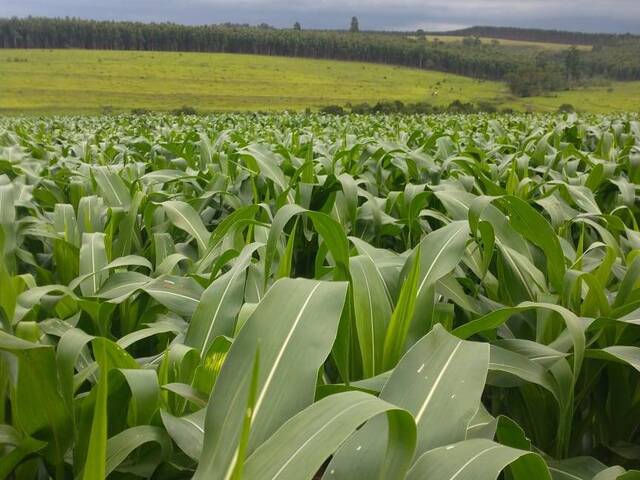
[293,22,301,31]
[350,16,359,33]
[565,46,581,85]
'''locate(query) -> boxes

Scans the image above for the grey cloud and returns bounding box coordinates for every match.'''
[2,0,639,33]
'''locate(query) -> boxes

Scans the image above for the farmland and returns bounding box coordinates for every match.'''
[422,35,593,51]
[2,49,640,114]
[0,112,639,478]
[0,49,503,114]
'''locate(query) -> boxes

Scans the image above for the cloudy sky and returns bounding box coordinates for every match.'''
[3,0,639,33]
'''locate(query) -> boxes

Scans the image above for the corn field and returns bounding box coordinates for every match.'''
[0,113,639,479]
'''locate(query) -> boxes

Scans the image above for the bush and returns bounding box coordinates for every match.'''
[131,108,151,115]
[557,103,575,113]
[326,100,501,115]
[372,100,405,114]
[462,36,482,47]
[172,105,198,115]
[410,102,440,114]
[328,100,501,115]
[446,100,476,113]
[349,103,372,114]
[347,101,440,115]
[476,101,498,113]
[319,105,345,115]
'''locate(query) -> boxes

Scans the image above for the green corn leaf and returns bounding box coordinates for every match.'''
[194,278,348,479]
[350,255,393,377]
[185,243,261,351]
[406,439,551,480]
[245,391,416,480]
[162,200,211,254]
[0,332,72,468]
[92,166,132,209]
[82,339,109,480]
[327,325,489,478]
[79,233,109,297]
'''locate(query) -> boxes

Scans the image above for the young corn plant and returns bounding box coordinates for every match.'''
[0,112,638,479]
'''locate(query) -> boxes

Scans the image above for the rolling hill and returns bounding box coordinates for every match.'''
[1,49,639,114]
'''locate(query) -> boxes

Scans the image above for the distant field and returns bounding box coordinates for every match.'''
[0,49,639,114]
[0,49,503,114]
[507,82,640,113]
[423,35,592,51]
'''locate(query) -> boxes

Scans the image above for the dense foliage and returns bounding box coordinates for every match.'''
[2,16,640,88]
[581,39,640,81]
[0,113,639,479]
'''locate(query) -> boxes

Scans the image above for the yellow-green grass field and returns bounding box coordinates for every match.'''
[1,49,639,114]
[505,83,640,113]
[423,35,593,51]
[0,49,503,113]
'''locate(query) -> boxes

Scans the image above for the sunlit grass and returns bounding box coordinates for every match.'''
[1,48,639,114]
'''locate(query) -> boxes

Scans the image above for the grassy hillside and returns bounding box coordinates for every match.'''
[434,26,627,46]
[1,49,639,114]
[506,82,640,113]
[0,49,503,114]
[423,35,592,51]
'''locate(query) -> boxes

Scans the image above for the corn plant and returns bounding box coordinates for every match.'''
[0,112,639,479]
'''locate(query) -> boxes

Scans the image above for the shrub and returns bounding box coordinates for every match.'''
[172,105,198,115]
[446,100,476,113]
[476,101,498,113]
[557,103,575,113]
[372,100,405,114]
[320,105,346,115]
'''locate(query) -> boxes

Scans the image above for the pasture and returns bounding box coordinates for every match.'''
[2,49,640,114]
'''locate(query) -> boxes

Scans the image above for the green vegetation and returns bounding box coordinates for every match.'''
[423,34,592,51]
[3,17,640,91]
[0,112,639,479]
[435,25,630,47]
[503,81,640,113]
[2,49,640,114]
[0,48,503,113]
